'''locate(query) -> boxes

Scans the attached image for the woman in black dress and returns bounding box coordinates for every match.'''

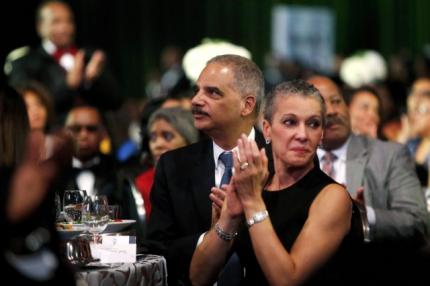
[190,80,353,285]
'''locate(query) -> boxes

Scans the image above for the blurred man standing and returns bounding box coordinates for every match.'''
[5,1,121,123]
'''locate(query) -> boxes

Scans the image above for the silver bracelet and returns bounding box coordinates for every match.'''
[246,210,269,228]
[214,223,238,241]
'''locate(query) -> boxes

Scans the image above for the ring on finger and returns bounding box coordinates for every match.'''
[240,162,249,170]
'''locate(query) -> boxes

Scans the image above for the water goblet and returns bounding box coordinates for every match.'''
[81,195,109,243]
[63,190,87,223]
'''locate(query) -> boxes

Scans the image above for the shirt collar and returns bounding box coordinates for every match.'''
[317,135,351,162]
[42,40,57,55]
[213,128,256,168]
[72,156,101,169]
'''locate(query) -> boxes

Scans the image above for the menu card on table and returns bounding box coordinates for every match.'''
[90,236,136,263]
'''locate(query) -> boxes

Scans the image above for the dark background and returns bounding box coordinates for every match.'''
[2,0,430,99]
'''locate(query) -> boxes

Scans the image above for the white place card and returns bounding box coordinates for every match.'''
[90,236,136,263]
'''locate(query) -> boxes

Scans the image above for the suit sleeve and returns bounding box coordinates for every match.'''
[146,155,202,283]
[372,145,430,244]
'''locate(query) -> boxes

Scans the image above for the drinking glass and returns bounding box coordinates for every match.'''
[81,195,109,243]
[54,192,61,222]
[108,205,120,220]
[63,190,87,223]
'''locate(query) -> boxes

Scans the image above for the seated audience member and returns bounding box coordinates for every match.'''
[146,54,268,285]
[396,77,430,144]
[190,80,358,285]
[5,0,121,123]
[346,85,381,138]
[60,105,122,206]
[18,81,55,133]
[135,107,198,219]
[403,83,430,187]
[0,84,75,285]
[17,81,58,160]
[308,75,430,283]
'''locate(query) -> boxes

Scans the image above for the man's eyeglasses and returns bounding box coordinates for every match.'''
[67,124,100,133]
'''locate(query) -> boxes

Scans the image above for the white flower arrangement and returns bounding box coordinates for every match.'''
[340,50,387,88]
[182,38,252,82]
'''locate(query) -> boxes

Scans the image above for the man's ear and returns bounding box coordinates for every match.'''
[241,95,256,117]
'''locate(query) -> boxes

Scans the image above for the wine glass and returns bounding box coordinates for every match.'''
[81,195,109,243]
[63,190,87,223]
[54,192,61,222]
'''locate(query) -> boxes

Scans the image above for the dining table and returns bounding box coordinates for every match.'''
[75,254,167,286]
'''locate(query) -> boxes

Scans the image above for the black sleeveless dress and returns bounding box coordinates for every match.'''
[234,165,360,285]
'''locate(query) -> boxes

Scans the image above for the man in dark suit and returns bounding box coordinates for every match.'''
[60,105,122,206]
[308,75,430,283]
[146,55,267,285]
[4,1,121,123]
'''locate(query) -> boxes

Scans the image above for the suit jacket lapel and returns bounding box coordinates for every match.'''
[191,140,215,226]
[346,135,368,196]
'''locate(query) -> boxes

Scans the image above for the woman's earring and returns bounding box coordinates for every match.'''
[265,138,271,144]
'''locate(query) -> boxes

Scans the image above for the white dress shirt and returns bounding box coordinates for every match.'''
[213,128,255,188]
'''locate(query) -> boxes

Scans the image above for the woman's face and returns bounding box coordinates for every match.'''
[409,96,430,137]
[23,91,48,131]
[263,94,323,169]
[149,119,187,163]
[349,91,380,138]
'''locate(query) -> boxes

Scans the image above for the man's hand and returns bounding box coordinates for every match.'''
[210,186,225,227]
[85,50,105,82]
[66,50,85,89]
[354,186,365,205]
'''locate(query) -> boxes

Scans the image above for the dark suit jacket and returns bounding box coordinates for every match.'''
[7,45,122,121]
[146,130,269,285]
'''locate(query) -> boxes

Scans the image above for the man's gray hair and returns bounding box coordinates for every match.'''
[207,54,264,117]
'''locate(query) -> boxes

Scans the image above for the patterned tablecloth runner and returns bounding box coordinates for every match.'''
[76,254,167,286]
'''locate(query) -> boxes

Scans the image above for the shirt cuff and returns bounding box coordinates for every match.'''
[366,205,376,241]
[366,206,376,226]
[196,232,207,247]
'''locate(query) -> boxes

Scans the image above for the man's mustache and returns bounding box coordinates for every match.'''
[325,115,345,127]
[191,106,209,116]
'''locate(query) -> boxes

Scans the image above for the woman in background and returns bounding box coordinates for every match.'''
[17,81,56,160]
[135,107,198,218]
[346,85,382,139]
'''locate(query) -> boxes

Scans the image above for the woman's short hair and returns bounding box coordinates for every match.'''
[264,79,326,127]
[147,107,199,145]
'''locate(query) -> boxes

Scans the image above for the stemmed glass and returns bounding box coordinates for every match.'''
[81,195,109,243]
[63,190,87,223]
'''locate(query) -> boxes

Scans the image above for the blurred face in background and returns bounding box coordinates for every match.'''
[65,107,104,161]
[349,91,380,138]
[149,119,187,163]
[409,96,430,138]
[23,91,48,132]
[37,2,75,48]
